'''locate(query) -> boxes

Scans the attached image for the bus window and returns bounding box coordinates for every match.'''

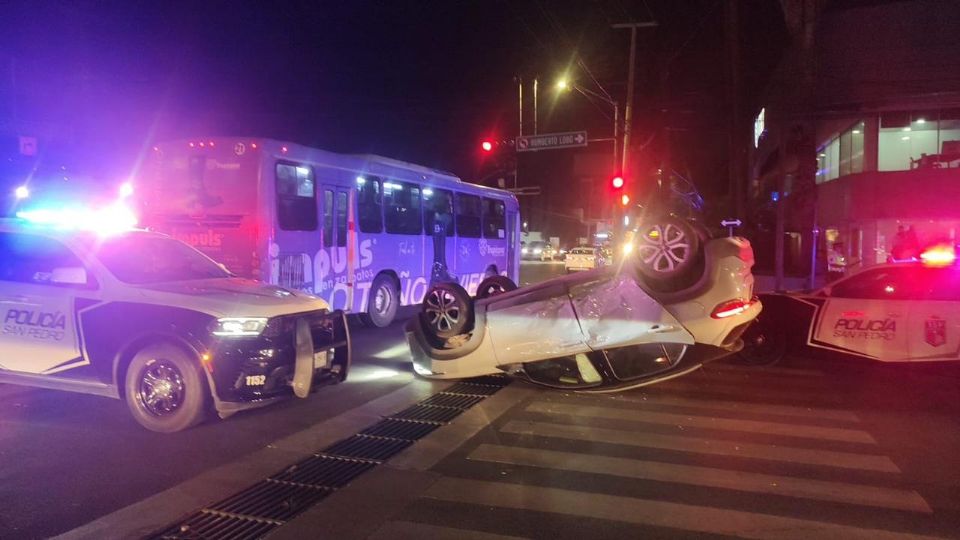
[357,176,383,233]
[276,163,317,231]
[456,193,482,238]
[384,181,421,235]
[336,191,348,247]
[483,198,506,239]
[423,188,454,236]
[323,189,334,247]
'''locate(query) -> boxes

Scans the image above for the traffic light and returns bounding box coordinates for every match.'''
[611,176,624,189]
[481,140,494,152]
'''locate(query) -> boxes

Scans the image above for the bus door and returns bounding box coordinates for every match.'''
[316,186,352,311]
[273,162,320,293]
[454,193,485,294]
[424,188,456,298]
[506,207,519,282]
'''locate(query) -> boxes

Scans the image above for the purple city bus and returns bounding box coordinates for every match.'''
[138,137,521,327]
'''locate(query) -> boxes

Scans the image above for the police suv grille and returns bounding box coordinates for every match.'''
[146,375,510,539]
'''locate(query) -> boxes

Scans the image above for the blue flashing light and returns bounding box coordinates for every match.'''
[770,191,780,202]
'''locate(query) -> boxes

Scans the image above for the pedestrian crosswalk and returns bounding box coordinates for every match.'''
[373,361,953,539]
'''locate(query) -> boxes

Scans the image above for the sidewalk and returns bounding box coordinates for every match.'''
[268,360,958,539]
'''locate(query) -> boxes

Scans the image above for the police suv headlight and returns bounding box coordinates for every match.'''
[212,317,269,337]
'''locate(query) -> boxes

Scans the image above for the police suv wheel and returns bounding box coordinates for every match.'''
[125,342,207,433]
[360,274,398,328]
[736,316,786,367]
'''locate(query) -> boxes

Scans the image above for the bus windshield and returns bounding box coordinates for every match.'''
[95,234,230,284]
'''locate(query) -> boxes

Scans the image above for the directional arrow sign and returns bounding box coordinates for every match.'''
[720,219,742,227]
[516,131,588,152]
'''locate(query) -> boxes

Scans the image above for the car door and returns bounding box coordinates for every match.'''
[813,267,915,361]
[0,232,92,375]
[907,266,960,361]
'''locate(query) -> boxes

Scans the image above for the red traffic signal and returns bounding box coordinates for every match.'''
[611,176,624,189]
[481,140,494,152]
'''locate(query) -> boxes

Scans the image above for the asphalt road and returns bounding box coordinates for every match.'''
[4,260,960,539]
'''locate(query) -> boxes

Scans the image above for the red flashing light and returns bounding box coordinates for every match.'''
[920,245,955,266]
[481,140,494,152]
[611,176,624,189]
[711,298,755,319]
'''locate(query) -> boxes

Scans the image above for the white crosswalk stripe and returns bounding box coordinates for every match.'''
[586,392,860,422]
[500,420,901,472]
[369,520,529,540]
[467,443,930,512]
[424,478,947,540]
[526,401,877,443]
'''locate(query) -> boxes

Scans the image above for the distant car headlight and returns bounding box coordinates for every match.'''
[522,248,529,254]
[533,248,542,254]
[212,317,269,337]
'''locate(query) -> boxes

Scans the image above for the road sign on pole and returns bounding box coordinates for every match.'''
[721,218,742,238]
[516,131,587,152]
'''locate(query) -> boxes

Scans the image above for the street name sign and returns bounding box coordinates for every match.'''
[516,131,588,152]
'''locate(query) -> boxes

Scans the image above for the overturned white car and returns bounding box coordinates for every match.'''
[406,220,761,392]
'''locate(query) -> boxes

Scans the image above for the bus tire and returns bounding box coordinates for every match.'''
[476,275,517,299]
[422,282,473,340]
[360,274,398,328]
[124,341,207,433]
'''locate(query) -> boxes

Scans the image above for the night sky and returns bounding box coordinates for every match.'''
[0,0,786,232]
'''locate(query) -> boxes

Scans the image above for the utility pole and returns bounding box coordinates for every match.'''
[533,77,539,135]
[613,21,657,178]
[517,76,523,137]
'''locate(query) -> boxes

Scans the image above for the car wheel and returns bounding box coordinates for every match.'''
[635,215,703,291]
[422,282,473,339]
[360,274,398,328]
[125,342,207,433]
[476,275,518,299]
[736,316,786,366]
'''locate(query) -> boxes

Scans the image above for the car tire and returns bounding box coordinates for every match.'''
[421,282,473,340]
[124,342,207,433]
[359,274,398,328]
[635,215,704,292]
[736,316,786,366]
[476,275,518,299]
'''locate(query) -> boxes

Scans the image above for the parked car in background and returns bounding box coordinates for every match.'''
[522,240,548,261]
[565,246,601,272]
[540,243,559,261]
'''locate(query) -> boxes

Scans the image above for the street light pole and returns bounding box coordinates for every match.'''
[533,77,539,135]
[613,21,657,177]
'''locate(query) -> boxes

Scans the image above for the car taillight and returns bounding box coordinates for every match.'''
[711,298,755,319]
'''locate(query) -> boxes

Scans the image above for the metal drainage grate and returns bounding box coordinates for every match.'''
[390,403,466,423]
[209,480,330,522]
[445,381,507,396]
[272,455,375,488]
[148,375,510,539]
[360,418,440,440]
[321,434,413,462]
[153,511,278,540]
[420,392,487,409]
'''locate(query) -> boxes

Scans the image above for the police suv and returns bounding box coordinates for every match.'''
[739,246,960,365]
[0,219,349,432]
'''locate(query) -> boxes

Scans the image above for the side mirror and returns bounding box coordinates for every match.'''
[51,267,88,285]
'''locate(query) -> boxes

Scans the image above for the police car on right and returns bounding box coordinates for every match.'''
[739,245,960,365]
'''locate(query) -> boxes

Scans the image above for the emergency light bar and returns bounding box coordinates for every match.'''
[16,203,138,235]
[920,245,956,266]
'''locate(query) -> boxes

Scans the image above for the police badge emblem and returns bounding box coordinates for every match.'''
[925,317,946,347]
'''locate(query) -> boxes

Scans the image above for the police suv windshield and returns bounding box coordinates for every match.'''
[95,234,230,284]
